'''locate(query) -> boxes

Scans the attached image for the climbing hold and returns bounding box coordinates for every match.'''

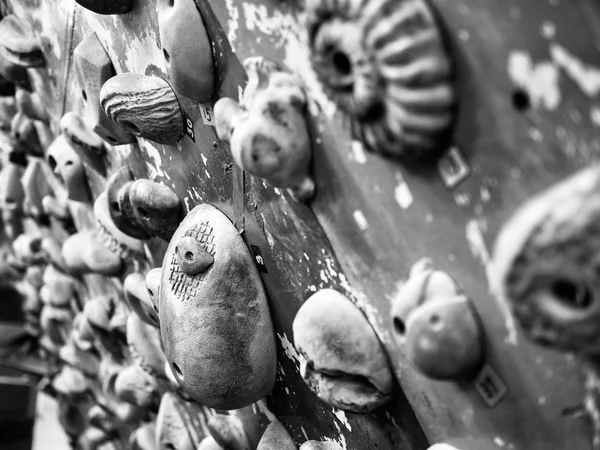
[391,265,484,380]
[493,165,600,354]
[42,195,72,222]
[83,295,126,359]
[107,167,149,240]
[175,235,213,276]
[257,420,296,450]
[61,232,94,275]
[130,422,156,450]
[75,0,133,15]
[40,305,73,346]
[114,365,160,409]
[207,415,251,450]
[0,162,24,210]
[15,90,48,122]
[0,15,45,67]
[304,0,455,161]
[0,56,31,91]
[11,112,43,156]
[155,392,197,450]
[21,158,52,219]
[12,233,45,265]
[145,268,161,312]
[129,179,183,241]
[0,97,17,130]
[293,288,394,413]
[197,437,224,450]
[126,313,166,378]
[215,57,314,201]
[124,272,160,328]
[47,134,91,202]
[100,74,184,145]
[60,112,107,176]
[73,32,135,145]
[148,204,277,409]
[156,0,215,103]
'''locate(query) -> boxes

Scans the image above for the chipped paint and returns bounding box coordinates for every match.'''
[277,332,302,369]
[255,399,277,422]
[394,174,413,209]
[332,408,352,432]
[351,140,367,164]
[550,43,600,97]
[144,144,166,179]
[508,51,560,110]
[465,220,518,345]
[225,0,240,48]
[353,210,368,231]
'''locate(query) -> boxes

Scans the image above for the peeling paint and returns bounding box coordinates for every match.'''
[394,174,413,209]
[144,144,167,179]
[332,408,352,432]
[225,0,240,48]
[277,332,303,369]
[353,210,368,231]
[350,140,367,164]
[465,220,518,345]
[508,51,561,110]
[255,399,276,422]
[550,43,600,97]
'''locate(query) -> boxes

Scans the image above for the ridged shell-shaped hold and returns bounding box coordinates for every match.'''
[207,415,251,450]
[125,273,160,328]
[391,267,484,380]
[305,0,455,161]
[493,165,600,355]
[107,167,149,240]
[257,420,296,450]
[0,162,24,210]
[153,204,277,409]
[214,58,314,201]
[127,314,166,376]
[155,392,197,450]
[292,289,394,413]
[100,74,184,145]
[24,265,44,291]
[197,437,223,450]
[0,16,45,67]
[11,112,43,156]
[129,179,183,240]
[21,159,52,218]
[0,56,31,91]
[16,90,48,122]
[114,365,160,408]
[74,33,135,145]
[60,112,107,176]
[157,0,215,103]
[75,0,133,14]
[95,190,146,257]
[48,134,90,202]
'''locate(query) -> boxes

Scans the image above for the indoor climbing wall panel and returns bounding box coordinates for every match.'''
[3,0,600,449]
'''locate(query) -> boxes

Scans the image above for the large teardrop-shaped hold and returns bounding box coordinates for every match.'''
[100,74,184,145]
[75,0,133,15]
[0,16,45,67]
[156,0,215,103]
[73,32,135,145]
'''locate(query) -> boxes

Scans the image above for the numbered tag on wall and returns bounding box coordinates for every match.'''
[182,111,195,142]
[200,104,214,126]
[437,145,472,190]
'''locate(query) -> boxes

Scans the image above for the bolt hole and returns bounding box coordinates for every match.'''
[168,0,175,6]
[429,314,441,325]
[106,136,117,144]
[551,279,592,309]
[511,88,530,112]
[48,155,57,171]
[332,51,352,76]
[137,207,149,218]
[184,251,194,261]
[81,90,87,102]
[172,362,183,381]
[153,304,159,313]
[65,160,73,166]
[393,317,406,335]
[163,49,170,64]
[147,288,154,298]
[110,201,120,212]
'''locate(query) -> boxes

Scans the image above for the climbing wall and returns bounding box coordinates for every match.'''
[2,0,600,449]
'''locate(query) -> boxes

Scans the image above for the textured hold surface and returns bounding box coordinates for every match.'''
[215,58,314,201]
[126,313,166,376]
[16,90,48,122]
[107,167,150,239]
[152,204,277,409]
[207,415,251,450]
[75,0,133,14]
[11,112,43,156]
[493,165,600,356]
[129,179,182,240]
[0,15,45,67]
[305,0,455,161]
[125,273,161,328]
[114,365,160,408]
[174,235,213,276]
[391,268,484,380]
[73,32,135,145]
[94,191,146,257]
[21,158,52,218]
[293,288,394,413]
[0,56,31,91]
[60,112,107,175]
[100,74,184,145]
[156,0,215,102]
[155,392,196,450]
[47,134,90,202]
[256,420,296,450]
